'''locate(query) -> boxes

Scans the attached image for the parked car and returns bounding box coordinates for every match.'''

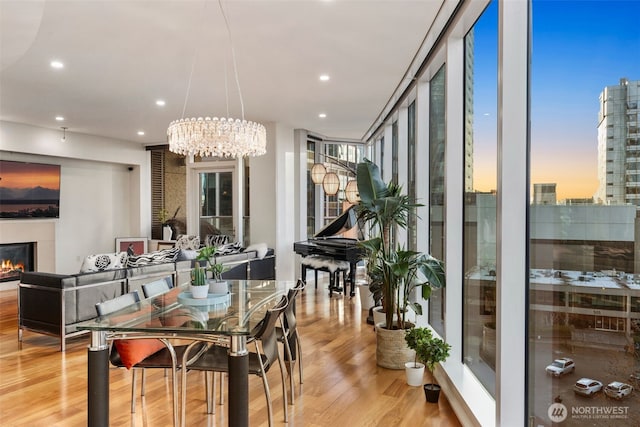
[573,378,603,396]
[629,371,640,386]
[545,357,575,376]
[604,381,633,400]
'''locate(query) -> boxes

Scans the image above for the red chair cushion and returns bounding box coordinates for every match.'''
[114,339,166,369]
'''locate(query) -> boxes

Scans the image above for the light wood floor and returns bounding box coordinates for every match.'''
[0,277,461,427]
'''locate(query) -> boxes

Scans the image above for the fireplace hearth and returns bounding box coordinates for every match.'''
[0,242,35,282]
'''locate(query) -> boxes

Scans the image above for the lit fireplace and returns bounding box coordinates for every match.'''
[0,242,35,283]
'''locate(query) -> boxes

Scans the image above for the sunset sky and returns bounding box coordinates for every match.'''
[0,161,60,190]
[470,0,639,200]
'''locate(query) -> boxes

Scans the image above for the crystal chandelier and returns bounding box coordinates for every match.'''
[167,117,266,158]
[167,0,266,158]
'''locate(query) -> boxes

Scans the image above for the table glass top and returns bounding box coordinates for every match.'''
[77,280,294,336]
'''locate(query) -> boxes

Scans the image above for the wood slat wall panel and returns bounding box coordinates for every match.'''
[151,149,165,240]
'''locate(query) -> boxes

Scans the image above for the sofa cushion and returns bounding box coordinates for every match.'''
[79,252,128,273]
[126,248,179,267]
[73,269,127,286]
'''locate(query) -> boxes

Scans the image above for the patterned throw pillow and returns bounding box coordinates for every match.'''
[80,252,128,273]
[217,241,243,255]
[174,235,200,250]
[126,247,180,268]
[205,234,229,247]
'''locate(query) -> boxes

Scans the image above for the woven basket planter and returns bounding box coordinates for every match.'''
[375,322,415,370]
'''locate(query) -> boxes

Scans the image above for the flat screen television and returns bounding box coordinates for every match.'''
[0,160,61,219]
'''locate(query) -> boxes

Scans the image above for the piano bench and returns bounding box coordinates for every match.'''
[300,256,350,297]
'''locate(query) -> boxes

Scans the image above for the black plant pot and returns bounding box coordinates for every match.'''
[423,383,441,403]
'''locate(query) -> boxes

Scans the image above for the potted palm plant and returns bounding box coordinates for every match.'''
[196,245,229,294]
[356,160,445,369]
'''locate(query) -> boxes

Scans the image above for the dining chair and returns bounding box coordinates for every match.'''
[141,275,174,298]
[95,290,186,427]
[180,295,290,427]
[276,279,306,404]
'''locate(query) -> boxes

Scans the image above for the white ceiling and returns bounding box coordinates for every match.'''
[0,0,442,145]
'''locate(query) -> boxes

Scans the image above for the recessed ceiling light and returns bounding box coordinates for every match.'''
[55,116,64,121]
[319,74,330,82]
[318,113,327,118]
[155,100,166,106]
[50,60,64,69]
[137,131,145,136]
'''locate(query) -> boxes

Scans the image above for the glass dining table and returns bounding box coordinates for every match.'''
[77,279,294,427]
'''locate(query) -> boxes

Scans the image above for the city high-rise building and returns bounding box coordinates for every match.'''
[532,183,556,205]
[595,78,640,206]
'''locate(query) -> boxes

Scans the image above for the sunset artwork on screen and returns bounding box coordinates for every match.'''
[0,160,61,219]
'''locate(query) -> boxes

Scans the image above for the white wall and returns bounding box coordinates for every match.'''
[249,121,296,281]
[1,121,150,274]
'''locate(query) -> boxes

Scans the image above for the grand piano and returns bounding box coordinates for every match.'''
[293,206,365,296]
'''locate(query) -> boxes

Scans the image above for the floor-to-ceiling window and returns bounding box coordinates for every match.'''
[307,139,317,236]
[392,121,399,185]
[321,142,364,226]
[408,101,417,250]
[529,1,640,425]
[429,65,446,337]
[462,0,498,397]
[380,136,385,177]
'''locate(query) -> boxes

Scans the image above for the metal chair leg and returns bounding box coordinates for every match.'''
[219,373,225,405]
[141,369,146,396]
[130,369,137,413]
[297,336,304,384]
[282,334,296,404]
[276,352,289,423]
[204,371,212,414]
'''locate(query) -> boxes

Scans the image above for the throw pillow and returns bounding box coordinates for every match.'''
[80,252,128,273]
[205,234,229,247]
[245,243,268,259]
[126,247,180,267]
[114,339,166,369]
[217,241,243,255]
[174,235,200,250]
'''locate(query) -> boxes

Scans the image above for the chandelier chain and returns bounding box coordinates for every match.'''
[180,0,208,119]
[218,0,245,120]
[167,0,266,158]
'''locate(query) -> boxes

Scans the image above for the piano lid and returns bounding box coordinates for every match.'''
[314,206,358,238]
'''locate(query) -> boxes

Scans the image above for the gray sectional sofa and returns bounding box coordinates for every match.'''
[18,248,275,351]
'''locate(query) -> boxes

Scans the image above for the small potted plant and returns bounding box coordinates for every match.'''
[405,328,451,403]
[190,264,209,298]
[158,208,172,240]
[197,246,229,294]
[158,206,181,240]
[404,327,431,386]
